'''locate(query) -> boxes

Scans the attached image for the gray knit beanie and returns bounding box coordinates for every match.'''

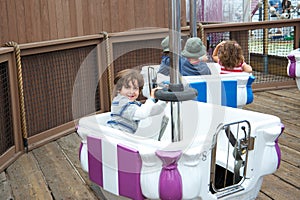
[161,36,169,52]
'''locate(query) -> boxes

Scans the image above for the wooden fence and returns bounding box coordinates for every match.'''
[0,0,187,45]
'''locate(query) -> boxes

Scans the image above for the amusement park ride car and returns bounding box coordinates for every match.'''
[77,1,284,199]
[287,48,300,90]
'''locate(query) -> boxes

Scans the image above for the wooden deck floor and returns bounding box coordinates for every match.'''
[1,87,299,200]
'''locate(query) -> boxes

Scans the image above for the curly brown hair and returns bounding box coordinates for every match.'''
[218,40,244,69]
[113,69,144,97]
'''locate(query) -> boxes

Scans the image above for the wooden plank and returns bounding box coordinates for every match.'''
[0,172,13,200]
[57,133,130,200]
[260,175,300,199]
[68,0,78,37]
[163,0,169,28]
[280,145,300,167]
[244,101,290,121]
[287,118,300,126]
[155,0,166,28]
[79,1,90,35]
[181,0,187,26]
[134,0,147,28]
[251,94,300,119]
[40,0,50,41]
[245,96,298,121]
[275,161,300,188]
[47,0,58,40]
[15,0,27,43]
[256,191,272,200]
[56,133,111,200]
[6,0,19,42]
[101,0,111,32]
[32,141,98,199]
[0,0,9,44]
[62,0,71,38]
[110,0,119,32]
[5,152,52,199]
[259,92,300,113]
[99,187,131,200]
[266,89,300,107]
[74,0,84,36]
[93,0,103,33]
[118,0,135,32]
[32,0,42,42]
[278,131,300,152]
[118,0,127,32]
[81,0,90,35]
[56,133,89,180]
[281,120,300,138]
[87,0,96,34]
[55,0,65,38]
[127,0,136,30]
[147,0,156,27]
[268,88,300,101]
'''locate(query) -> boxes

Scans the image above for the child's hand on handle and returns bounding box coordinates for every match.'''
[151,87,169,103]
[150,87,161,99]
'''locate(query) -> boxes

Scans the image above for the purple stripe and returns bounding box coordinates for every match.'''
[287,54,296,78]
[79,142,83,160]
[87,136,103,187]
[117,144,144,200]
[275,123,285,169]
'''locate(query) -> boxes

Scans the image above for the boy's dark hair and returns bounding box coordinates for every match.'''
[113,69,144,97]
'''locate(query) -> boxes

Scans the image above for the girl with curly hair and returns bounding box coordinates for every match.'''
[212,40,252,74]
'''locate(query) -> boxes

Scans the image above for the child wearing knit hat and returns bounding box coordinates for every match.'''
[157,36,171,76]
[180,37,211,76]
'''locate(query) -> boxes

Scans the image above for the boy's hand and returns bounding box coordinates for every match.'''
[150,87,161,99]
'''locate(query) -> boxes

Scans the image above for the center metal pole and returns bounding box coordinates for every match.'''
[189,0,197,37]
[169,0,181,85]
[169,0,183,142]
